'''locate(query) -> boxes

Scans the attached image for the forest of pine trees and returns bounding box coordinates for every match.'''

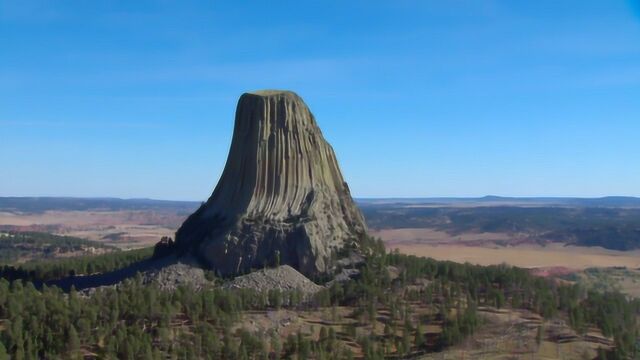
[0,236,638,359]
[0,246,153,283]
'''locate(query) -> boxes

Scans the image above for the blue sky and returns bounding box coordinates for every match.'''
[1,1,640,200]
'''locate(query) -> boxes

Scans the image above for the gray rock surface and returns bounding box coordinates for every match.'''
[325,268,361,287]
[142,262,210,291]
[222,265,323,295]
[175,90,367,277]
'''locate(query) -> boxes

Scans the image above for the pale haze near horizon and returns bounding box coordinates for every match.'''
[1,1,640,201]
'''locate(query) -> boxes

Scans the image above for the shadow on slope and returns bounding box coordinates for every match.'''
[45,256,181,291]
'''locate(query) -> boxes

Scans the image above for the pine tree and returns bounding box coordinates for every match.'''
[401,322,411,355]
[598,347,607,360]
[536,324,544,346]
[67,325,81,360]
[25,337,36,360]
[142,342,153,360]
[319,327,328,344]
[344,347,354,360]
[271,334,281,360]
[0,341,8,360]
[384,322,393,337]
[414,322,425,349]
[14,342,25,360]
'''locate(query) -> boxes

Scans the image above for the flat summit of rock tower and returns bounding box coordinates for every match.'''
[174,90,367,277]
[246,89,296,96]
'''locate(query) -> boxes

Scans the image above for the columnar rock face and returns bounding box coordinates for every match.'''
[175,90,367,277]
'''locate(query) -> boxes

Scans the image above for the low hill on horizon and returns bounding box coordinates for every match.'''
[2,195,639,214]
[357,195,640,207]
[0,197,201,213]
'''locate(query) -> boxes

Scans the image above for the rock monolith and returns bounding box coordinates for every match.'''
[174,90,367,277]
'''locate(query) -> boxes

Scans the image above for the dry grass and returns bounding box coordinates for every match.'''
[387,243,640,270]
[0,210,186,249]
[418,307,611,360]
[376,228,640,270]
[574,268,640,298]
[233,304,610,359]
[3,209,639,268]
[372,228,513,245]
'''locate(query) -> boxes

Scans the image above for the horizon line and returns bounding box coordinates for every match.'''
[1,195,639,202]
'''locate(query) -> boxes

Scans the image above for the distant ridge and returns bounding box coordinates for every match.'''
[2,195,639,214]
[0,197,200,213]
[356,196,640,207]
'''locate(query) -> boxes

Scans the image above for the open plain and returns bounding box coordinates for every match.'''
[0,210,187,249]
[374,228,640,270]
[2,205,640,271]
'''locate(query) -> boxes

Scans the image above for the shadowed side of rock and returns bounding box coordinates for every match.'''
[46,256,209,292]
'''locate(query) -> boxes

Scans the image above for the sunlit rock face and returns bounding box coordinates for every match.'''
[175,90,367,277]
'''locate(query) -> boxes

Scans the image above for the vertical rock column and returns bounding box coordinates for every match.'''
[175,90,367,277]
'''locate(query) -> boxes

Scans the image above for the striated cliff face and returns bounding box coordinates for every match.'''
[175,90,367,277]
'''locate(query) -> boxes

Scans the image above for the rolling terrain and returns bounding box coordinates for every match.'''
[1,198,638,358]
[3,197,640,266]
[0,231,116,265]
[0,198,197,249]
[0,237,632,359]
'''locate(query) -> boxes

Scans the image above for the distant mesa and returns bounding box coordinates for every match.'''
[170,90,367,277]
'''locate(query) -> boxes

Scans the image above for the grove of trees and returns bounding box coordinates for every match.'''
[0,236,637,359]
